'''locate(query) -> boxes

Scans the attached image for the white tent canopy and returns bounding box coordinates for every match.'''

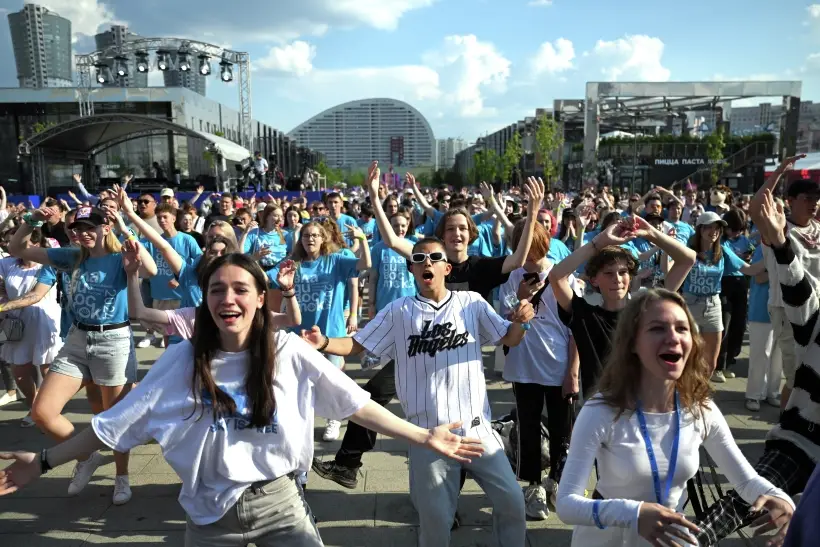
[601,130,636,139]
[195,130,251,164]
[766,152,820,172]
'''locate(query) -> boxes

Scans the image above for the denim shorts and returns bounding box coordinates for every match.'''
[50,325,136,387]
[684,293,723,333]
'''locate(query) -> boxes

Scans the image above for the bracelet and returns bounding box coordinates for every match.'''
[22,213,44,228]
[40,448,52,475]
[592,500,606,529]
[318,335,330,353]
[281,291,296,298]
[279,285,294,292]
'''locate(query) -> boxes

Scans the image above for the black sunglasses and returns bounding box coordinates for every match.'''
[410,252,446,264]
[137,199,154,205]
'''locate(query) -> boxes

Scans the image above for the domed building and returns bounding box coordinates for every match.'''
[288,98,435,170]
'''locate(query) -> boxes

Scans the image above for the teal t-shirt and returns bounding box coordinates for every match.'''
[682,242,745,297]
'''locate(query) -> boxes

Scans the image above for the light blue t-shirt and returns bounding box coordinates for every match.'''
[335,213,359,245]
[284,229,297,254]
[358,218,377,242]
[177,254,203,309]
[669,220,695,245]
[243,228,288,270]
[142,232,202,301]
[35,265,57,286]
[371,240,418,312]
[748,245,769,324]
[682,242,745,297]
[548,238,571,264]
[723,235,755,278]
[267,252,360,338]
[468,223,495,257]
[47,248,129,325]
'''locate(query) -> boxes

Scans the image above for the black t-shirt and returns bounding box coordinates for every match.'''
[43,221,70,248]
[183,230,205,250]
[557,292,621,397]
[445,255,509,301]
[204,214,232,231]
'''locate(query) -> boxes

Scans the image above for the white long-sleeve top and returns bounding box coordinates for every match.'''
[556,396,793,547]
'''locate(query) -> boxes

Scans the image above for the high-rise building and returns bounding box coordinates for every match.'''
[7,4,72,88]
[288,98,435,169]
[94,25,148,88]
[163,52,207,96]
[436,138,467,170]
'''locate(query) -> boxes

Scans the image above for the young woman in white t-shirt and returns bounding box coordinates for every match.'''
[0,253,483,546]
[555,288,795,547]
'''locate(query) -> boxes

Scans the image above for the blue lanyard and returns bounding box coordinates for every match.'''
[635,391,680,507]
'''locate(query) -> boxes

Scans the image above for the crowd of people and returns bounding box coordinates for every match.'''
[0,157,816,547]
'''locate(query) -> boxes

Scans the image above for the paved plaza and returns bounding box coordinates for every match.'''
[0,335,778,546]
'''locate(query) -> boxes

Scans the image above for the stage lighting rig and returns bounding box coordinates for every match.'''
[94,63,109,84]
[178,50,191,72]
[114,56,128,78]
[135,51,149,73]
[220,59,234,82]
[157,50,170,71]
[198,54,211,75]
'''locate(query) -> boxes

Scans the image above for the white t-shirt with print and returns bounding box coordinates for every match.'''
[91,334,371,525]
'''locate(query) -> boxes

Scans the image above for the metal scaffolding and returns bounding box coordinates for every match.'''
[75,38,253,150]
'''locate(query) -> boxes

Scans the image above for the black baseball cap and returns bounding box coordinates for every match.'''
[68,206,108,229]
[644,213,665,225]
[787,180,820,199]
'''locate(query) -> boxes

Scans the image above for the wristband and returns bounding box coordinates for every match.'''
[592,500,606,529]
[281,292,296,298]
[40,448,52,474]
[318,335,330,353]
[279,285,294,292]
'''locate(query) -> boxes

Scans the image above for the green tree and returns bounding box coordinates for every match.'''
[500,132,524,184]
[472,149,499,185]
[444,169,464,189]
[347,170,366,188]
[213,130,225,138]
[706,126,726,183]
[534,112,564,190]
[415,172,432,187]
[431,169,445,187]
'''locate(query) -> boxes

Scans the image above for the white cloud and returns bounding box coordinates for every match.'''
[591,35,671,81]
[256,41,317,76]
[527,0,553,6]
[28,0,121,40]
[809,4,820,19]
[423,34,511,117]
[326,0,436,31]
[531,38,575,74]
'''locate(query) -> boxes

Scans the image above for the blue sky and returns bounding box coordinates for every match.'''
[0,0,818,142]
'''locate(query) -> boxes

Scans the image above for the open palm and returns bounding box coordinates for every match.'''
[425,422,485,463]
[0,452,40,495]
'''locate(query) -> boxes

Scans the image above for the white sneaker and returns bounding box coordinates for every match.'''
[766,396,781,408]
[158,337,166,349]
[20,414,36,428]
[745,399,761,411]
[322,420,341,442]
[0,392,18,407]
[724,370,736,379]
[543,477,558,511]
[524,484,549,520]
[711,371,726,383]
[112,475,132,505]
[136,336,153,349]
[67,452,104,495]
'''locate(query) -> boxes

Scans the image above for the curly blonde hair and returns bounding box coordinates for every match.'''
[594,288,713,417]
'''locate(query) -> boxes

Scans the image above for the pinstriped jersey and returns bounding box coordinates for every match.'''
[354,290,511,441]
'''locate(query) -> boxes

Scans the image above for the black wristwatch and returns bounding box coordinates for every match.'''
[40,448,52,474]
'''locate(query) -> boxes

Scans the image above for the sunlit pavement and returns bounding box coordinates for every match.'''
[0,333,775,546]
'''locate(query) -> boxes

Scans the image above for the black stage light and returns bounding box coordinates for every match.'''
[220,59,233,82]
[198,54,211,76]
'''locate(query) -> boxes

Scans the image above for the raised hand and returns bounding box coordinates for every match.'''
[578,205,595,229]
[593,220,637,248]
[365,161,380,196]
[406,172,418,190]
[72,173,82,184]
[479,181,493,201]
[117,186,135,215]
[631,214,661,241]
[423,422,485,464]
[300,325,325,349]
[754,190,787,247]
[0,451,40,495]
[346,225,366,242]
[32,206,61,223]
[525,177,545,213]
[195,185,205,195]
[122,242,142,275]
[276,260,297,289]
[244,220,258,234]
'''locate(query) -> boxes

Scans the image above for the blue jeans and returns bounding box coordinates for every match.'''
[409,438,526,547]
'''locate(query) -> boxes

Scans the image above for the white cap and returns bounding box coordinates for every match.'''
[160,188,174,198]
[695,211,727,227]
[256,203,267,213]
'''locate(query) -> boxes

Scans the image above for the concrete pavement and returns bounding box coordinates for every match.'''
[0,336,779,546]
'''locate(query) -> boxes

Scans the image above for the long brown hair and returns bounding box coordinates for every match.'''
[434,208,479,245]
[189,253,277,428]
[291,220,333,261]
[259,204,286,245]
[594,289,712,417]
[688,223,723,264]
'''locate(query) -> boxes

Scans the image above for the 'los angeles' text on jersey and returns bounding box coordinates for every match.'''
[407,320,469,357]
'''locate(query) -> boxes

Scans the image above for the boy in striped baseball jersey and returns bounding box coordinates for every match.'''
[303,237,534,547]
